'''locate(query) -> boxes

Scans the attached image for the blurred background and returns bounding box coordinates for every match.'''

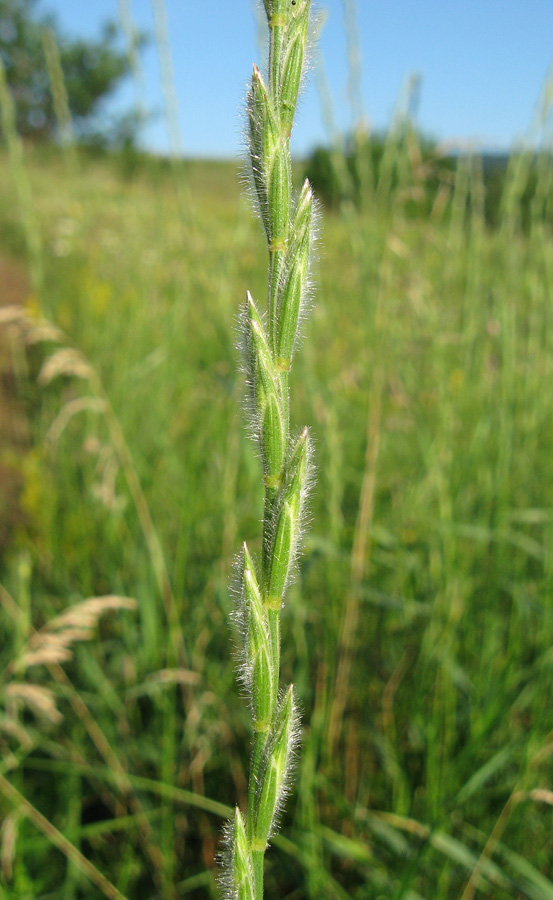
[1,1,553,898]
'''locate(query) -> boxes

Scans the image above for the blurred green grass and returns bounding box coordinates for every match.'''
[1,140,553,900]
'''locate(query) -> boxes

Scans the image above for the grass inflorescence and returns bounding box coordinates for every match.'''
[222,2,316,899]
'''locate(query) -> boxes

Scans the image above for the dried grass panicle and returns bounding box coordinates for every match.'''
[50,595,137,629]
[143,668,201,687]
[3,300,181,668]
[38,347,94,384]
[0,303,92,384]
[11,596,137,674]
[0,811,19,881]
[0,305,26,327]
[25,321,66,345]
[2,595,137,738]
[0,304,65,344]
[5,683,63,725]
[223,2,316,898]
[45,396,106,445]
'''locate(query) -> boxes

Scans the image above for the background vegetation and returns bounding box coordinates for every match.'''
[1,5,553,900]
[0,0,136,146]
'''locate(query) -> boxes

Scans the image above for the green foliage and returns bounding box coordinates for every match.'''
[305,133,553,233]
[0,0,133,144]
[1,72,553,900]
[304,128,457,215]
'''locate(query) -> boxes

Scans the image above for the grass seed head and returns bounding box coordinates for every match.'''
[5,683,62,725]
[38,348,94,384]
[228,0,315,892]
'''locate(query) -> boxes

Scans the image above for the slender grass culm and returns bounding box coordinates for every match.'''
[221,2,315,899]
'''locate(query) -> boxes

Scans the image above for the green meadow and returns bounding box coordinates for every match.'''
[1,133,553,899]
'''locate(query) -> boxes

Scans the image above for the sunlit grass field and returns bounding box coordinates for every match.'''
[1,138,553,899]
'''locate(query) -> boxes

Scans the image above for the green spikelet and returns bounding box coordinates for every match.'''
[253,686,296,849]
[243,545,274,731]
[246,293,286,494]
[248,66,279,239]
[266,428,309,602]
[268,141,291,250]
[233,809,255,900]
[276,180,313,367]
[280,1,310,136]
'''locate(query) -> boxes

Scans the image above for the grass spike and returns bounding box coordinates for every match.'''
[223,3,315,898]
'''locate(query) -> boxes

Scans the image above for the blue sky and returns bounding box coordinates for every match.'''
[38,0,553,159]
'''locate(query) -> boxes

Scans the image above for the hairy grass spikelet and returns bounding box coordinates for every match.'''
[252,685,298,848]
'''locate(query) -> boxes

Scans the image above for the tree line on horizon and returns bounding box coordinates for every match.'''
[304,129,552,231]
